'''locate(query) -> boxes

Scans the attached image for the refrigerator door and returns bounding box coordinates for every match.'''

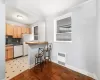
[22,34,33,56]
[22,34,33,42]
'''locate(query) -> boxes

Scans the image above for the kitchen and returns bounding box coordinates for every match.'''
[6,24,31,59]
[5,22,32,79]
[5,6,46,79]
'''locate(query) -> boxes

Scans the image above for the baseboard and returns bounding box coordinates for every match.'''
[65,64,95,79]
[51,60,95,79]
[93,74,99,80]
[29,63,34,69]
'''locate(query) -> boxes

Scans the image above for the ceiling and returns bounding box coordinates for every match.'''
[6,6,41,24]
[5,0,88,25]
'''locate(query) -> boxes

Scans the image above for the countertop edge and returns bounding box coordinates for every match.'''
[25,41,48,45]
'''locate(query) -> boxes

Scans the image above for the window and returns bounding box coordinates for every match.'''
[54,13,72,42]
[34,26,38,40]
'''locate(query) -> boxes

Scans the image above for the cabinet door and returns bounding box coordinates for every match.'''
[21,27,24,34]
[17,27,22,38]
[29,28,31,34]
[5,48,8,61]
[22,27,26,34]
[13,27,18,38]
[6,24,13,36]
[6,24,10,35]
[7,48,13,59]
[26,27,29,34]
[27,28,31,34]
[6,24,7,35]
[26,27,28,34]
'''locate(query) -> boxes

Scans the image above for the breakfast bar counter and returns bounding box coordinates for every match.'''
[26,41,48,45]
[26,41,48,69]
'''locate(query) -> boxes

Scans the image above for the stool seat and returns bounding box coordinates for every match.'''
[44,48,51,52]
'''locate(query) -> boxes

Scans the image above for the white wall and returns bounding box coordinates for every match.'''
[96,0,100,79]
[38,22,46,41]
[0,0,4,4]
[0,4,5,80]
[32,21,46,41]
[45,0,96,75]
[6,20,29,27]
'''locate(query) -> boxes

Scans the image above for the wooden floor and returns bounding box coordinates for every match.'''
[11,62,94,80]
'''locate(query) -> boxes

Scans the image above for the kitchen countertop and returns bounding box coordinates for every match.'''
[6,44,14,47]
[6,44,23,47]
[25,41,48,45]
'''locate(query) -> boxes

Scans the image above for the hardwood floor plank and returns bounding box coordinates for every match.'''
[11,62,94,80]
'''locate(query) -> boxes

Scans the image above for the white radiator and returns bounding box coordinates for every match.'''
[57,52,66,66]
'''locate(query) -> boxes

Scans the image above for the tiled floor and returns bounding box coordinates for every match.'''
[5,56,28,80]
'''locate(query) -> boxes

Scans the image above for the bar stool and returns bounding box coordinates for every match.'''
[34,48,44,71]
[44,43,52,62]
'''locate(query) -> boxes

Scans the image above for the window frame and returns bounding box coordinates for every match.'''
[54,12,72,42]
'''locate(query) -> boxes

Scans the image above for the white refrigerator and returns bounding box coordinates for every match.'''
[22,34,33,56]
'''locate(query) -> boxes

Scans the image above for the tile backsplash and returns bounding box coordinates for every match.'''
[6,36,22,45]
[6,36,12,44]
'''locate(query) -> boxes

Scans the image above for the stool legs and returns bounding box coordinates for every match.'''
[48,50,51,61]
[40,57,42,71]
[34,57,43,72]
